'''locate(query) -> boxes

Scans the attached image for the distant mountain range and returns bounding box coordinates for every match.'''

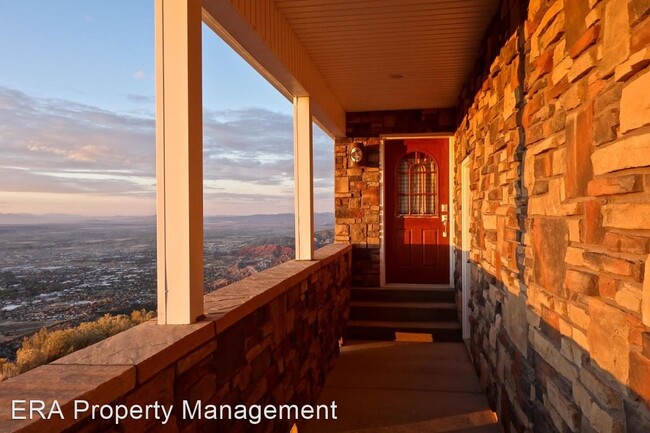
[204,213,334,229]
[0,212,335,227]
[0,213,154,225]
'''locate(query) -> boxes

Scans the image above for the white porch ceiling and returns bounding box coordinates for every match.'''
[273,0,500,112]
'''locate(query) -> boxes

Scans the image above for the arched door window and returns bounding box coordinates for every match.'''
[397,151,438,216]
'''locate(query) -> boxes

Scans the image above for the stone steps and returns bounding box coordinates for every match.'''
[346,287,462,342]
[346,320,462,342]
[349,301,458,322]
[350,286,456,303]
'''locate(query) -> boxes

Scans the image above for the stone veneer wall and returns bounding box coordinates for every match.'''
[454,0,650,432]
[334,138,382,287]
[0,244,351,433]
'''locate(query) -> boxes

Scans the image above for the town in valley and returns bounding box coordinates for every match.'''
[0,213,334,359]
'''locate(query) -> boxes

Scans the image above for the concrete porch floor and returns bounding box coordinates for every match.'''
[304,340,501,433]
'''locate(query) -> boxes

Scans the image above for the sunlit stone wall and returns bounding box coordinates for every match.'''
[454,0,650,431]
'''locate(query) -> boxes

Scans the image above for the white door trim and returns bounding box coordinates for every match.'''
[461,156,471,340]
[379,134,455,288]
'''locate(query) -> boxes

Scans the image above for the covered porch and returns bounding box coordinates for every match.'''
[1,0,650,432]
[136,0,650,431]
[153,1,498,430]
[154,0,499,326]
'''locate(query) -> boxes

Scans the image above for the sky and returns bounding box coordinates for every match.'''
[0,1,334,216]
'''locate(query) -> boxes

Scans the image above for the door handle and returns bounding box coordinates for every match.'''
[442,214,448,238]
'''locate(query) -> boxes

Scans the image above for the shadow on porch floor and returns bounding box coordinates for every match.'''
[304,340,501,433]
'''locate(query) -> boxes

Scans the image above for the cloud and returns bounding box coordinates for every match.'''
[0,86,155,195]
[0,86,334,215]
[27,142,111,162]
[202,107,334,183]
[127,94,154,104]
[133,70,146,80]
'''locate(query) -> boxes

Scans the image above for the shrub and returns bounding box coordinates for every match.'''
[0,309,155,382]
[0,358,19,381]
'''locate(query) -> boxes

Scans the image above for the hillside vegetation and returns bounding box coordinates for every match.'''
[0,310,154,381]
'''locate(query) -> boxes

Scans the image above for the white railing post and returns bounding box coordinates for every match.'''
[293,96,315,260]
[155,0,204,324]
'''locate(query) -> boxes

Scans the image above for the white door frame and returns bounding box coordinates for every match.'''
[379,133,456,289]
[461,156,471,340]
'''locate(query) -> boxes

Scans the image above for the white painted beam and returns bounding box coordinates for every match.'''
[202,0,346,138]
[293,96,315,261]
[155,0,204,324]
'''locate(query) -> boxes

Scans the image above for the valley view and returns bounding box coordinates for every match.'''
[0,213,334,359]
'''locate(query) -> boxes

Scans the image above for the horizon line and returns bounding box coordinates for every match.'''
[0,211,334,219]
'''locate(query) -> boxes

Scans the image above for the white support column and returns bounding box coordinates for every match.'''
[293,96,315,261]
[155,0,204,324]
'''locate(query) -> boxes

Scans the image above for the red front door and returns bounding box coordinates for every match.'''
[385,139,450,284]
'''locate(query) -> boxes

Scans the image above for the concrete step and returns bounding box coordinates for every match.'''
[346,320,462,342]
[351,286,455,303]
[349,301,457,322]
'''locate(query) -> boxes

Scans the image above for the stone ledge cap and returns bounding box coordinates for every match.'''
[52,320,215,384]
[0,364,134,433]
